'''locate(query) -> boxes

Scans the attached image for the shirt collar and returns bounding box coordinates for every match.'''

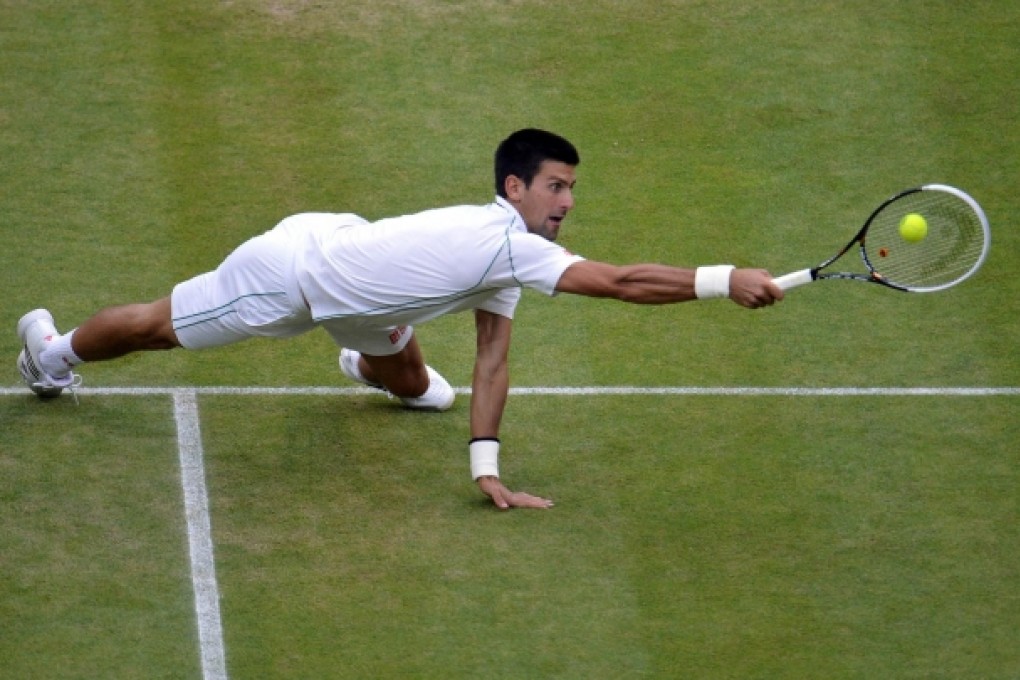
[494,195,528,233]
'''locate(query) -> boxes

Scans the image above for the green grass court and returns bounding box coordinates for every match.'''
[2,2,1018,678]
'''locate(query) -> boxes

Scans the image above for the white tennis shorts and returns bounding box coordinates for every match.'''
[170,216,415,356]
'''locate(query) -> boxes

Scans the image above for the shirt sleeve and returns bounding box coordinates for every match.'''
[505,232,585,296]
[476,287,522,318]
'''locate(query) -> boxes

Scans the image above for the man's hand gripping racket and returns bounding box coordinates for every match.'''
[773,184,990,293]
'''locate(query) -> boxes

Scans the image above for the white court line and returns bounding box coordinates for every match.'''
[174,389,228,680]
[2,385,1020,397]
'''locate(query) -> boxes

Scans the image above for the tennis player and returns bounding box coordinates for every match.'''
[16,128,783,509]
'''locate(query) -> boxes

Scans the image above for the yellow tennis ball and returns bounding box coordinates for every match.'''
[899,213,928,242]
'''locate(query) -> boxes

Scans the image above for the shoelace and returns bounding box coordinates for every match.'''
[66,373,83,405]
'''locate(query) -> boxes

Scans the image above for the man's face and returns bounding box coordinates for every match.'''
[506,160,576,241]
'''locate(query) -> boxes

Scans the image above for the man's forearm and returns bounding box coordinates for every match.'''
[470,362,509,439]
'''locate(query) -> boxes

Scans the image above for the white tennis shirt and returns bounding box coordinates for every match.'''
[294,196,584,327]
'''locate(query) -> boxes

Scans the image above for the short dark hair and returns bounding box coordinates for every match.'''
[494,128,580,198]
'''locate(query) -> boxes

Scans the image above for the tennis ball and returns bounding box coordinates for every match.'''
[899,213,928,242]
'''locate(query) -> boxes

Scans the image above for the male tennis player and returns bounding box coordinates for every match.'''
[16,128,783,509]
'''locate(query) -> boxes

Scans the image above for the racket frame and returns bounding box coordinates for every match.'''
[774,184,990,293]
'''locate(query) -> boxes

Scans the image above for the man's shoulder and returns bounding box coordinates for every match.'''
[375,200,513,233]
[408,200,507,222]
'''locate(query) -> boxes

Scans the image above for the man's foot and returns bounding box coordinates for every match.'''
[338,348,455,411]
[398,366,455,412]
[16,309,78,398]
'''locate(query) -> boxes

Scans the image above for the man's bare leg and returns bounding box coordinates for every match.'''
[70,296,181,361]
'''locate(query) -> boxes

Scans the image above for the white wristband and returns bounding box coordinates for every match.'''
[694,265,735,299]
[469,439,500,480]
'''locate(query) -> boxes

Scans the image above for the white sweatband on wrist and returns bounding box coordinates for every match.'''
[469,438,500,480]
[694,265,735,299]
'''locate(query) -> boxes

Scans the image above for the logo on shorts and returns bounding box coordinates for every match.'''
[389,326,408,345]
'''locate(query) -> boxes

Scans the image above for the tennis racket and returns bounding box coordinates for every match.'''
[773,184,990,293]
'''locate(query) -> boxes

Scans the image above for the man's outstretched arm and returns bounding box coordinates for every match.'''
[554,261,784,308]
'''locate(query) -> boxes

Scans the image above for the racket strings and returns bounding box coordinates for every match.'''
[863,191,986,289]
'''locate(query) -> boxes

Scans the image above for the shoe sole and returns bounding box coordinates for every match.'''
[338,349,385,390]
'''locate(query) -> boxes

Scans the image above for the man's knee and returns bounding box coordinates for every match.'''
[136,297,180,350]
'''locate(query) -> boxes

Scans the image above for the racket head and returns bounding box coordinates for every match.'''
[858,184,990,292]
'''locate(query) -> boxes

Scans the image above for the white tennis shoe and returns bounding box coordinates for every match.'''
[338,348,455,411]
[400,366,456,411]
[16,309,80,398]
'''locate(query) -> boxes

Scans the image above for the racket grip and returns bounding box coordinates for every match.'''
[772,269,815,291]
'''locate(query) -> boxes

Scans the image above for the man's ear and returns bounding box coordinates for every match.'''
[504,174,523,201]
